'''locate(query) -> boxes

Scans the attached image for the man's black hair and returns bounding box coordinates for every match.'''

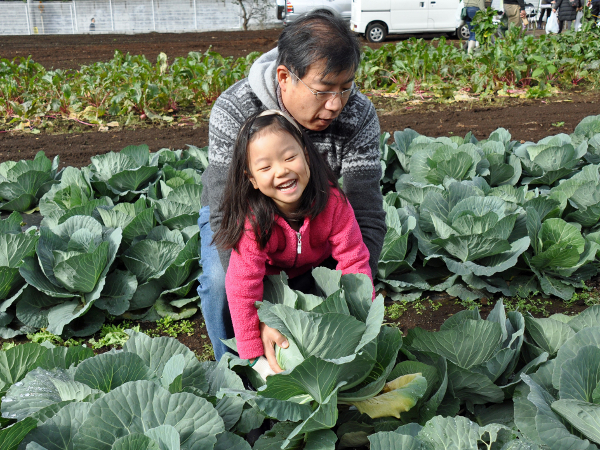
[277,9,361,79]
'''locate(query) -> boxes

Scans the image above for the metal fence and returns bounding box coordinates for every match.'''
[0,0,279,35]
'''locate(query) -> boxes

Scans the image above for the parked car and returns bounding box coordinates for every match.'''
[276,0,286,20]
[281,0,351,25]
[351,0,470,42]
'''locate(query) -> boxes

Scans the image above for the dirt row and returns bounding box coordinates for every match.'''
[1,93,599,167]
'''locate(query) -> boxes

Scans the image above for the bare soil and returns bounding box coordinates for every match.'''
[2,93,599,169]
[1,28,599,356]
[0,27,456,70]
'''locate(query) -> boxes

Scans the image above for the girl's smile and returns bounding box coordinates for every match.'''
[247,128,310,216]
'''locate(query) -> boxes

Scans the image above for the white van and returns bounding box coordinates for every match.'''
[350,0,469,42]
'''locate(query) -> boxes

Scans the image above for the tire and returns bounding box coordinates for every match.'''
[366,23,387,43]
[457,24,470,39]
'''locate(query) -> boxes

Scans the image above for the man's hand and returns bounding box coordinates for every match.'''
[260,322,289,373]
[520,9,527,17]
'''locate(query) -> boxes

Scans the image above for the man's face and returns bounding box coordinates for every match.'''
[277,61,355,132]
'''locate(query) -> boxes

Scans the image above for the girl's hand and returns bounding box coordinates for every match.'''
[260,322,289,374]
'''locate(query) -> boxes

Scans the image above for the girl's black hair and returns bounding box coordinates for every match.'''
[213,111,344,251]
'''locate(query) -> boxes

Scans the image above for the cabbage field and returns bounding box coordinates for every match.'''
[1,273,600,449]
[2,24,600,450]
[0,112,599,449]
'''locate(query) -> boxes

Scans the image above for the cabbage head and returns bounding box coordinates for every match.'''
[409,139,489,185]
[18,215,121,335]
[523,204,598,300]
[121,226,200,320]
[88,144,159,201]
[514,133,587,186]
[414,179,530,279]
[147,165,203,230]
[38,166,113,228]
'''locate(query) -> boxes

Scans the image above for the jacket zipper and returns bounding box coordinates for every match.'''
[296,232,302,254]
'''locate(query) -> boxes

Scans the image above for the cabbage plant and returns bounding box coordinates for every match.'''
[0,213,39,339]
[514,308,600,450]
[120,226,200,320]
[523,203,599,300]
[223,269,427,448]
[95,198,156,248]
[368,415,535,450]
[88,144,160,201]
[38,166,113,228]
[480,139,522,187]
[403,300,546,413]
[514,134,587,186]
[412,180,530,297]
[18,215,121,336]
[0,151,59,212]
[150,145,209,172]
[147,165,203,231]
[549,164,600,230]
[377,194,417,281]
[0,332,251,450]
[572,114,600,165]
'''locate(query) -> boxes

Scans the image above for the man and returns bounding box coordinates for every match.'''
[503,0,527,27]
[198,9,386,371]
[588,0,600,25]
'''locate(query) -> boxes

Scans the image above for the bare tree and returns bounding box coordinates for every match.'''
[227,0,272,30]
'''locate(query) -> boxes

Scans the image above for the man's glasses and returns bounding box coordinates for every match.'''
[287,68,356,102]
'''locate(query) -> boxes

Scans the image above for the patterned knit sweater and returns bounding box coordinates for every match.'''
[201,48,386,276]
[226,189,373,359]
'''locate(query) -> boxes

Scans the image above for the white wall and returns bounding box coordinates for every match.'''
[0,0,279,35]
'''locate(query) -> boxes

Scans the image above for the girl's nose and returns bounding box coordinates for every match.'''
[275,164,289,177]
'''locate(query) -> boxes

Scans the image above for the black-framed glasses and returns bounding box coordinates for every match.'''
[287,68,356,102]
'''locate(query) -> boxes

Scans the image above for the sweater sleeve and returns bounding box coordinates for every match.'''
[327,192,376,299]
[340,99,387,278]
[225,230,269,360]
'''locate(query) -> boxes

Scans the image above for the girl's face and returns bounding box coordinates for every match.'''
[246,128,310,217]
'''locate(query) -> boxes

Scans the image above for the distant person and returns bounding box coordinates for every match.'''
[197,10,386,369]
[504,0,527,28]
[553,0,583,31]
[589,0,600,25]
[89,18,95,32]
[537,0,552,28]
[464,0,485,53]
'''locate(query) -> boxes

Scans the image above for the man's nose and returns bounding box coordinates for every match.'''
[324,93,344,112]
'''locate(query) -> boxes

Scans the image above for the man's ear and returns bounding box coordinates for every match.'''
[276,65,292,92]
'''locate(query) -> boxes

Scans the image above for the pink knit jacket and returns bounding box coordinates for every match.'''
[225,188,373,359]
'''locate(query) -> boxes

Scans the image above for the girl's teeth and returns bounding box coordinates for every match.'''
[279,180,296,190]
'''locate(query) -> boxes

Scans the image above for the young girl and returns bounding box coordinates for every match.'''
[213,110,373,376]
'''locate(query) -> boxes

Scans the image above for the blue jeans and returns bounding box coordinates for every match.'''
[197,205,234,361]
[466,6,480,40]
